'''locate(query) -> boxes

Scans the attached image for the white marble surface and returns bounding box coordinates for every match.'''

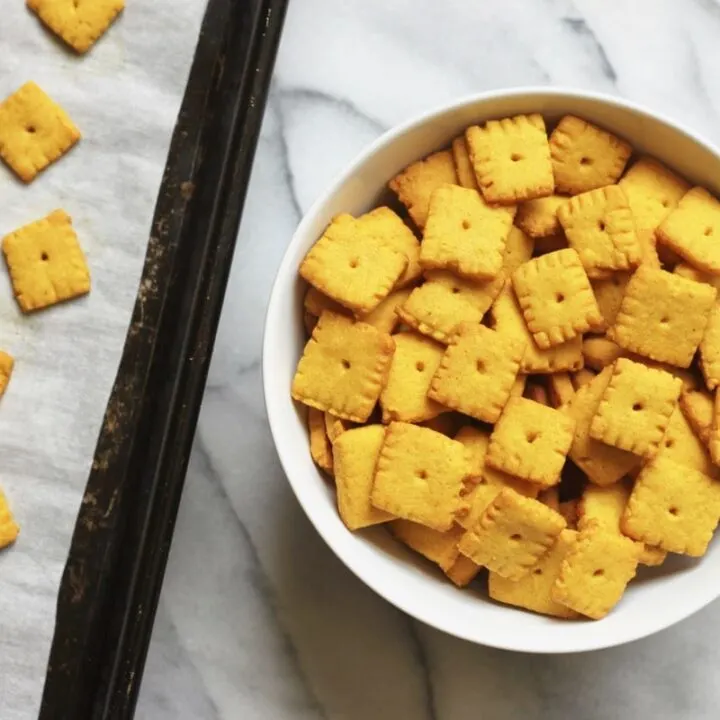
[138,1,720,718]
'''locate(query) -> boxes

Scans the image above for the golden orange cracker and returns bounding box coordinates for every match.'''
[548,373,575,408]
[510,373,528,398]
[591,272,630,327]
[2,209,90,312]
[454,426,491,476]
[0,487,19,550]
[609,266,717,368]
[391,520,464,572]
[334,425,393,530]
[589,358,682,458]
[490,285,584,374]
[657,187,720,274]
[622,455,720,557]
[552,520,640,619]
[512,249,604,349]
[428,323,525,424]
[674,262,720,291]
[679,387,714,445]
[549,115,631,195]
[557,185,641,277]
[421,184,514,280]
[572,368,596,389]
[466,114,554,205]
[451,135,478,190]
[27,0,125,54]
[582,336,623,371]
[619,156,690,233]
[0,82,81,182]
[515,195,565,239]
[502,226,534,275]
[324,412,350,444]
[356,287,412,335]
[658,407,716,478]
[710,391,720,466]
[0,351,14,397]
[486,397,575,487]
[397,269,505,344]
[489,529,579,618]
[444,554,481,587]
[291,311,395,422]
[563,366,641,486]
[307,408,333,475]
[380,332,446,423]
[459,488,566,580]
[389,150,458,228]
[371,422,470,531]
[304,285,347,318]
[700,303,720,390]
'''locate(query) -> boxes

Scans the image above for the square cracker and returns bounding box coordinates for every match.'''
[582,336,623,372]
[679,387,714,445]
[490,286,584,374]
[489,529,580,618]
[0,82,81,183]
[291,311,395,422]
[27,0,125,54]
[380,332,446,423]
[609,266,717,368]
[304,286,347,318]
[502,226,534,275]
[486,397,575,487]
[2,209,90,312]
[389,150,458,229]
[563,366,641,486]
[421,184,515,281]
[549,115,631,195]
[710,391,720,467]
[333,425,393,530]
[589,358,682,458]
[515,195,565,239]
[451,136,478,190]
[397,269,505,344]
[699,303,720,390]
[658,407,716,478]
[444,554,481,587]
[0,487,19,550]
[428,323,525,424]
[466,114,554,205]
[557,185,641,277]
[657,187,720,274]
[552,520,641,619]
[371,422,470,531]
[458,488,566,580]
[0,351,14,397]
[307,408,333,475]
[674,262,720,291]
[622,455,720,556]
[512,248,605,349]
[324,412,350,445]
[619,156,690,233]
[390,520,465,572]
[356,287,412,335]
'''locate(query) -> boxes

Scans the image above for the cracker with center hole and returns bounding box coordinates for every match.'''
[397,269,505,344]
[502,226,534,275]
[389,150,458,229]
[0,82,81,183]
[428,323,525,423]
[458,488,566,580]
[486,397,575,487]
[591,272,630,327]
[390,520,465,571]
[552,520,640,619]
[380,332,446,423]
[549,115,631,195]
[451,136,478,190]
[356,286,413,334]
[300,213,408,314]
[557,185,641,277]
[563,366,641,486]
[421,184,515,280]
[548,373,575,408]
[334,425,393,530]
[515,195,566,239]
[657,187,720,274]
[658,407,716,478]
[609,266,717,368]
[582,336,623,371]
[292,311,395,422]
[0,487,19,550]
[0,352,14,397]
[3,209,90,312]
[371,422,470,531]
[619,156,690,233]
[512,249,604,349]
[27,0,125,54]
[679,387,714,445]
[490,286,584,374]
[466,114,554,205]
[699,303,720,390]
[304,286,347,318]
[324,412,351,444]
[489,529,580,618]
[444,554,481,587]
[308,408,333,475]
[589,358,682,458]
[622,455,720,556]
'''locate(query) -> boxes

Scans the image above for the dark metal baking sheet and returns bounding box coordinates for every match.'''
[38,0,288,716]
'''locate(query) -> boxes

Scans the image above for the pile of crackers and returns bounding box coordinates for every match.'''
[0,2,125,553]
[292,113,720,621]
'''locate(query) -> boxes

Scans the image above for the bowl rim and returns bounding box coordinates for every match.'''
[262,86,720,653]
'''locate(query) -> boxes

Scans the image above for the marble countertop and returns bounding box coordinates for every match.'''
[137,1,720,718]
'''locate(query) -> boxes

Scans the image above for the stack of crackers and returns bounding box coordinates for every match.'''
[292,112,720,621]
[0,1,125,553]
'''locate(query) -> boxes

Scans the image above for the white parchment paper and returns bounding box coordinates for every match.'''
[0,3,207,717]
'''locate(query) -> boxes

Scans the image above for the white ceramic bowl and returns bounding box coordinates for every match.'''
[263,88,720,653]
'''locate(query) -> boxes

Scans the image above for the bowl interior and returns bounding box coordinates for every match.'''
[264,90,720,652]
